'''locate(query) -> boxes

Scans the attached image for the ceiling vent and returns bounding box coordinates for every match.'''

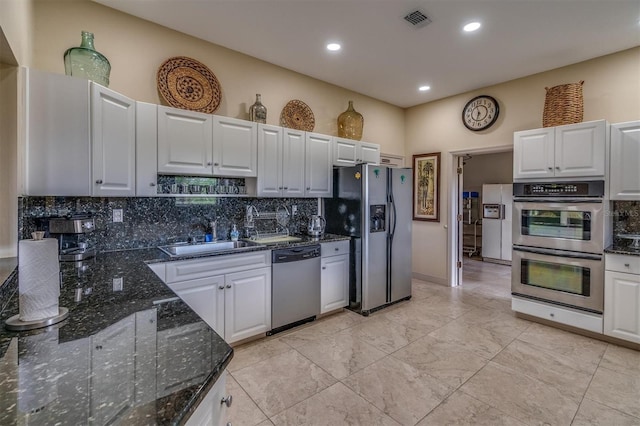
[403,10,432,28]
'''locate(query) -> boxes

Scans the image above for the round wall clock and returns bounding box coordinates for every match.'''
[462,95,499,131]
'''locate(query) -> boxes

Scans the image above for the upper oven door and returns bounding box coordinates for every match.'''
[513,200,604,254]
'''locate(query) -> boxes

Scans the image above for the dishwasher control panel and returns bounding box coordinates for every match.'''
[272,245,321,263]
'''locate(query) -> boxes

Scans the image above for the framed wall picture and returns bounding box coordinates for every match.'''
[413,152,440,221]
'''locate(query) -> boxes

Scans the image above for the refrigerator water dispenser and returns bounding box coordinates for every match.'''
[370,205,386,232]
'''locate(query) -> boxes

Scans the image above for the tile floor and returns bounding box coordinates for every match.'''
[224,260,640,426]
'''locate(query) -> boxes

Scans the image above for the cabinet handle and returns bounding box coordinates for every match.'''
[95,179,103,184]
[150,182,156,187]
[95,345,103,350]
[335,247,339,251]
[624,263,630,267]
[322,266,326,270]
[555,166,560,170]
[279,187,283,190]
[218,285,225,290]
[284,187,288,190]
[214,162,220,166]
[207,162,213,166]
[221,395,233,407]
[226,284,232,289]
[549,313,555,318]
[547,167,553,171]
[306,187,310,191]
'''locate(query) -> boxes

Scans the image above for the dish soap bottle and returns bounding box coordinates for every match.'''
[230,224,239,242]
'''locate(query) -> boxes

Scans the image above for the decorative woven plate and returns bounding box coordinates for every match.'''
[157,56,222,114]
[280,99,315,131]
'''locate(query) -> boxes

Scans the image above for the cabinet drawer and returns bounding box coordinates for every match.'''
[165,251,271,283]
[605,254,640,275]
[321,240,350,257]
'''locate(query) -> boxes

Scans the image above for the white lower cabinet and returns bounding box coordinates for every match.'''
[604,254,640,343]
[162,251,272,344]
[186,370,229,426]
[320,241,350,314]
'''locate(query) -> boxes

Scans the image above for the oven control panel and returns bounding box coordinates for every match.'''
[514,181,604,197]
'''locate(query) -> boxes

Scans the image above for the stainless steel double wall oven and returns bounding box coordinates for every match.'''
[512,181,607,313]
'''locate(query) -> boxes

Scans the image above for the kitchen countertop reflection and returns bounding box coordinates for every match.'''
[0,249,232,426]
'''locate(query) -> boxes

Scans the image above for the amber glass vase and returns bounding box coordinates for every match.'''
[63,31,111,87]
[337,100,363,140]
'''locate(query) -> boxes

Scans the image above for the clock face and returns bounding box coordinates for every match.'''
[462,95,499,131]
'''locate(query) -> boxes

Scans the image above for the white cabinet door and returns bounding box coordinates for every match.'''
[213,116,257,177]
[186,371,228,426]
[554,120,606,178]
[513,127,555,179]
[282,128,306,197]
[610,120,640,200]
[135,102,158,196]
[333,137,358,167]
[21,68,92,196]
[168,275,226,337]
[90,314,136,425]
[158,106,213,175]
[305,132,333,197]
[157,322,213,398]
[359,142,381,164]
[321,254,349,314]
[604,271,640,343]
[91,84,136,196]
[257,124,282,197]
[224,267,271,344]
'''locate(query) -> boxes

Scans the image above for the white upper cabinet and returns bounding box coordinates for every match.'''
[359,141,381,164]
[333,137,380,166]
[257,124,283,197]
[513,120,607,180]
[305,132,333,197]
[213,116,257,177]
[610,120,640,200]
[135,102,159,196]
[282,128,306,197]
[157,106,213,176]
[91,84,136,197]
[21,68,92,196]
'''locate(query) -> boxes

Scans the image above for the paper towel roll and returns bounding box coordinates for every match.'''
[18,238,60,321]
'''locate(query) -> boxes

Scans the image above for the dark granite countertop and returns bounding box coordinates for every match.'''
[0,249,233,426]
[0,233,350,425]
[605,244,640,257]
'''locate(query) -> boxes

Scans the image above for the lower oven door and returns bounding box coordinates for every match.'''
[513,200,604,254]
[512,245,604,313]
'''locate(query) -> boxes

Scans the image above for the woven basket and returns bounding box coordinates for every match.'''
[542,80,584,127]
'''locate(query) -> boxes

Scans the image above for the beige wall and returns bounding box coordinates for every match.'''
[30,0,405,154]
[463,151,514,200]
[406,47,640,283]
[0,0,34,66]
[0,64,18,257]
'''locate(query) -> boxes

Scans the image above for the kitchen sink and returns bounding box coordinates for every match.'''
[158,240,261,257]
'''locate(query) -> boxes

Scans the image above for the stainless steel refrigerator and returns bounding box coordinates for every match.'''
[324,164,412,315]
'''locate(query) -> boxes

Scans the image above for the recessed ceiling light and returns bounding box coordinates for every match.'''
[419,85,431,92]
[463,22,481,32]
[326,43,341,51]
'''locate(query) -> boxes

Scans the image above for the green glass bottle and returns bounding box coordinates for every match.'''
[63,31,111,87]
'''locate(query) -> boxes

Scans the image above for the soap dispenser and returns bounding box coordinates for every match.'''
[230,224,239,242]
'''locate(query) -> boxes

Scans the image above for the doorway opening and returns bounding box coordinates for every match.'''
[447,146,513,288]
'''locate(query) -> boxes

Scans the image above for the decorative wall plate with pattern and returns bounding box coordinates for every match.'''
[157,56,222,114]
[280,99,315,131]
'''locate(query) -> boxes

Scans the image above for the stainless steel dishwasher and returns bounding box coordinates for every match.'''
[269,244,321,334]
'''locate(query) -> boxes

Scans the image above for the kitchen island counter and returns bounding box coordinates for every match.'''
[0,248,233,425]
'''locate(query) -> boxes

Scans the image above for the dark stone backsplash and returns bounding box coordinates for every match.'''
[19,196,319,252]
[611,200,640,246]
